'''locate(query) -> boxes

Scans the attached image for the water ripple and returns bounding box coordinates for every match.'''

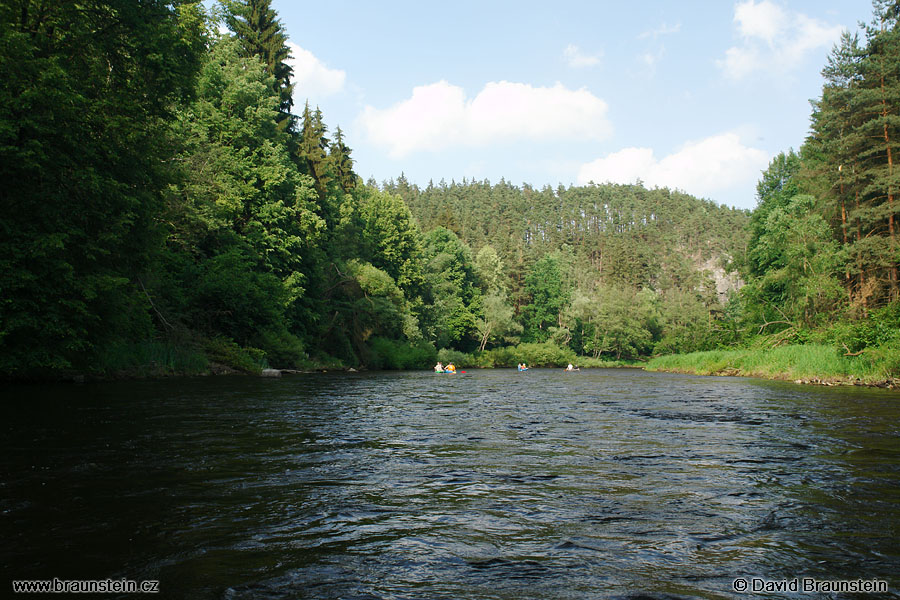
[3,369,900,599]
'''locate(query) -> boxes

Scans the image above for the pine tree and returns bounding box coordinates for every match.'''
[808,4,900,307]
[224,0,294,129]
[858,0,900,300]
[810,32,867,304]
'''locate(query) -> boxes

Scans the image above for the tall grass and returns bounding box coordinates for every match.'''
[97,340,209,376]
[647,343,899,383]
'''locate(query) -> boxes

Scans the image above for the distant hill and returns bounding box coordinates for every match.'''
[384,177,749,305]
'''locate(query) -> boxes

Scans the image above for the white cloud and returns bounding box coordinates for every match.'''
[718,0,844,80]
[359,80,611,158]
[638,22,681,40]
[576,132,769,199]
[564,44,602,68]
[287,42,346,101]
[734,0,787,45]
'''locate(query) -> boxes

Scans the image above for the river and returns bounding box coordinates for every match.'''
[3,369,899,599]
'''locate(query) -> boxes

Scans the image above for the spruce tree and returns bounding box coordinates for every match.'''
[297,102,332,200]
[329,126,357,193]
[224,0,294,129]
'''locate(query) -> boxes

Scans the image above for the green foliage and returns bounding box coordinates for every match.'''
[190,243,288,344]
[479,346,519,368]
[204,336,267,373]
[329,126,357,194]
[297,103,333,200]
[251,328,306,368]
[653,288,717,355]
[825,300,900,352]
[648,343,898,382]
[436,348,478,368]
[346,259,408,341]
[747,151,803,276]
[475,291,522,351]
[358,187,426,296]
[422,227,480,349]
[474,245,508,294]
[741,194,844,328]
[367,338,437,370]
[564,284,659,360]
[804,9,900,306]
[168,36,323,278]
[511,342,577,368]
[96,340,209,376]
[522,253,570,342]
[576,356,640,368]
[0,0,206,375]
[395,179,749,314]
[223,0,294,126]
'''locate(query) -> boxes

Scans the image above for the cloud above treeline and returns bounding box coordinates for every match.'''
[576,132,769,199]
[717,0,844,79]
[288,41,346,102]
[359,80,612,158]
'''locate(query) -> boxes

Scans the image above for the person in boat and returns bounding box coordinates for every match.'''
[434,361,444,373]
[565,363,576,372]
[445,362,456,374]
[518,363,528,371]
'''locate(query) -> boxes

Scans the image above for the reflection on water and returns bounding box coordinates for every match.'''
[3,370,899,599]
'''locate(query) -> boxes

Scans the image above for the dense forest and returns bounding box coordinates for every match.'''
[1,0,898,380]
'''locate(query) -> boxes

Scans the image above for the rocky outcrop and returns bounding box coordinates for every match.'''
[699,256,743,305]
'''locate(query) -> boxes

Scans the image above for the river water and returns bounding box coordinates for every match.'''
[3,369,899,599]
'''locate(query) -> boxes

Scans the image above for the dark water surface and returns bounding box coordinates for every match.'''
[3,369,899,599]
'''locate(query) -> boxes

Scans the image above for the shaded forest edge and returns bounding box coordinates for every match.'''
[1,1,898,385]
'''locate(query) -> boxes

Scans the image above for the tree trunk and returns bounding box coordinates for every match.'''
[839,168,851,298]
[881,72,899,299]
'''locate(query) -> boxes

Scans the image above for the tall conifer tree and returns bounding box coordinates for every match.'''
[329,126,357,193]
[860,0,900,300]
[224,0,294,129]
[297,102,332,200]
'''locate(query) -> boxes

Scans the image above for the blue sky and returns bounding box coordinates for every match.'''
[263,0,874,210]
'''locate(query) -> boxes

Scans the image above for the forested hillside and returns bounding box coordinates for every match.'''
[1,0,898,380]
[386,178,749,356]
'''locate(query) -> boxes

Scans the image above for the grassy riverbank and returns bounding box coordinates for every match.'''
[646,344,900,387]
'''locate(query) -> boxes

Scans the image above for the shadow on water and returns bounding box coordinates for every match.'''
[2,369,899,599]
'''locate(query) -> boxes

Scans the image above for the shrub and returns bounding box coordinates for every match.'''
[481,346,518,368]
[252,328,306,368]
[204,336,267,374]
[513,341,577,367]
[369,338,437,370]
[436,348,477,368]
[578,355,638,368]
